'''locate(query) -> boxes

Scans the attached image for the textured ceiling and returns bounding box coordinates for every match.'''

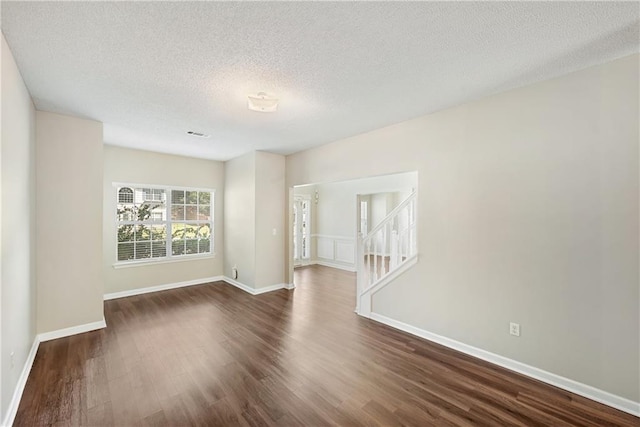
[2,2,639,161]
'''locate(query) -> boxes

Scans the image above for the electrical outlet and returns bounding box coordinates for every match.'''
[509,322,521,337]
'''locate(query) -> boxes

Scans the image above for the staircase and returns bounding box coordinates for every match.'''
[356,190,418,317]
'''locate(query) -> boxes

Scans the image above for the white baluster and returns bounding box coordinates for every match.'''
[356,233,363,312]
[413,199,417,256]
[382,223,387,277]
[373,234,378,281]
[358,193,418,293]
[406,204,411,258]
[366,239,371,286]
[402,229,407,261]
[393,214,400,268]
[390,230,398,269]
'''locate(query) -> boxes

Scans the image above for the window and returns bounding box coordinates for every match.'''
[170,189,211,256]
[118,187,134,204]
[116,185,214,263]
[143,188,164,202]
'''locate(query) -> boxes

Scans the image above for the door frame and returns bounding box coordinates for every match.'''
[292,194,312,267]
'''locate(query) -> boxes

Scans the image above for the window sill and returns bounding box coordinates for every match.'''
[113,253,216,269]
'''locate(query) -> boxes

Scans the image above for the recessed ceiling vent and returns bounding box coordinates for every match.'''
[186,131,210,138]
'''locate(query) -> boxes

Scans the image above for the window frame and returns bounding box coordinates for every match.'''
[113,182,215,268]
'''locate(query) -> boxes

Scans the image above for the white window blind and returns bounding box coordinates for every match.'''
[116,185,214,263]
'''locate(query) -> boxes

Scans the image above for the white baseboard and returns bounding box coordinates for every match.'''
[2,338,39,427]
[293,259,314,267]
[222,277,287,295]
[254,283,287,295]
[314,260,356,272]
[284,283,296,290]
[37,318,107,343]
[2,317,109,426]
[0,276,287,427]
[103,276,224,300]
[368,313,640,417]
[222,277,255,294]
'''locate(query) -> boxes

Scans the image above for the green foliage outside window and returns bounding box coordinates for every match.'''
[117,188,212,262]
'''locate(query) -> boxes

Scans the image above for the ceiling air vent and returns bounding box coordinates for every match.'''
[186,131,210,138]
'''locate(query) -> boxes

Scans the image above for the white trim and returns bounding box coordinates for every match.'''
[314,234,357,269]
[3,318,112,426]
[104,276,223,300]
[113,182,217,193]
[222,277,287,295]
[2,338,39,427]
[113,253,216,269]
[293,259,314,268]
[0,276,290,427]
[316,237,335,260]
[368,313,640,417]
[360,254,418,297]
[112,183,215,266]
[311,234,354,241]
[222,277,255,294]
[284,283,296,290]
[255,283,287,294]
[314,260,356,272]
[37,318,107,343]
[335,240,356,264]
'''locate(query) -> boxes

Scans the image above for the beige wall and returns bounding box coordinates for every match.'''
[224,151,286,289]
[103,146,225,294]
[254,152,286,288]
[36,111,104,333]
[286,54,640,402]
[1,34,37,421]
[224,151,256,286]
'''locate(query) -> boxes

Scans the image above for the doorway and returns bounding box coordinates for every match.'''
[293,195,311,266]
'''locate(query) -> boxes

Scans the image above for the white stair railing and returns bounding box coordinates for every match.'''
[356,190,417,316]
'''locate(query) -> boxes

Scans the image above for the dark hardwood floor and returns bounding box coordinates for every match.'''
[14,265,638,426]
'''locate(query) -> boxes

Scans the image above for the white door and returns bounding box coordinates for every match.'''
[293,196,311,265]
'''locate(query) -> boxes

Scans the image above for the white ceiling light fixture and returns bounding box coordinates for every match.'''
[247,92,278,113]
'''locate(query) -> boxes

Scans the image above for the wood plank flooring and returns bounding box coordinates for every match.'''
[14,265,639,426]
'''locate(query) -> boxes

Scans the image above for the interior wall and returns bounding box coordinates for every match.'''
[36,111,104,333]
[0,34,37,422]
[314,173,417,239]
[224,151,286,289]
[224,151,256,286]
[285,54,640,402]
[370,192,399,231]
[254,152,286,288]
[103,145,225,294]
[370,192,403,254]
